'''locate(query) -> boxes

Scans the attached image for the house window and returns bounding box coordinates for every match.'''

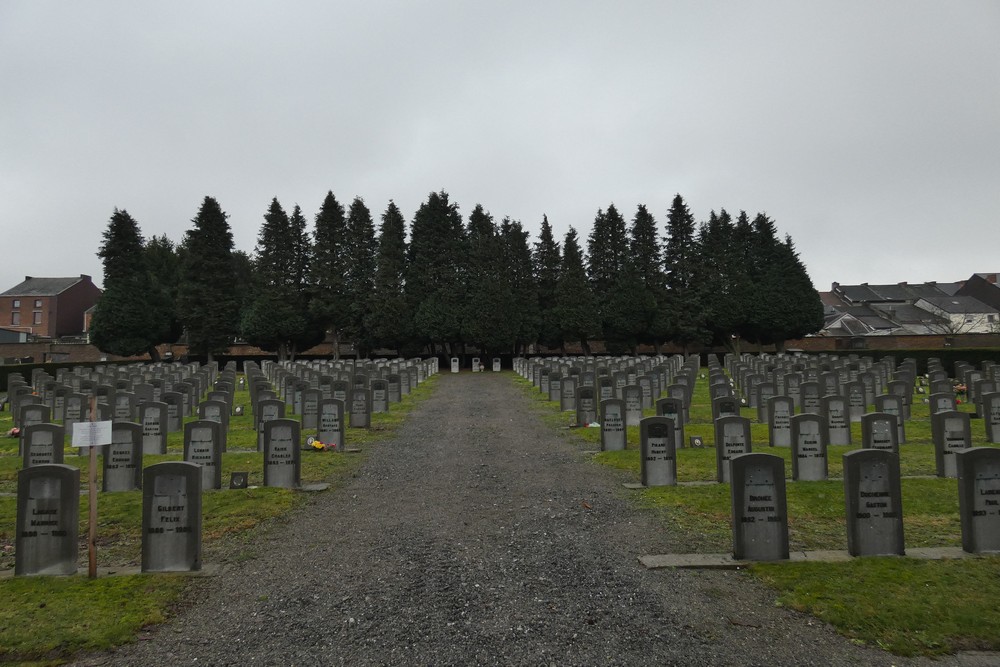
[33,311,42,325]
[11,312,20,326]
[34,299,42,308]
[989,315,997,323]
[12,299,19,308]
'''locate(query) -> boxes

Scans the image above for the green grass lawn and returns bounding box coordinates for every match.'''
[516,368,1000,657]
[0,372,438,666]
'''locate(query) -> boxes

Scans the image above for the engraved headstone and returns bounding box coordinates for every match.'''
[956,448,1000,554]
[184,420,223,490]
[263,419,301,489]
[22,423,65,468]
[931,410,971,478]
[790,414,827,481]
[640,417,677,487]
[861,412,899,454]
[600,399,626,452]
[15,464,79,576]
[317,398,345,450]
[139,402,168,455]
[715,416,752,483]
[141,462,202,572]
[843,449,904,556]
[730,453,788,561]
[767,396,794,447]
[103,422,143,492]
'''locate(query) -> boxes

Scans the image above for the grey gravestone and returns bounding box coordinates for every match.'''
[928,392,956,415]
[263,419,301,489]
[711,395,739,422]
[790,414,827,481]
[600,399,626,452]
[184,420,223,490]
[256,398,285,452]
[623,384,643,428]
[112,391,137,422]
[845,381,866,423]
[956,448,1000,554]
[15,464,79,576]
[597,377,615,402]
[755,383,776,423]
[141,462,202,572]
[139,402,168,455]
[843,449,904,557]
[822,395,851,446]
[640,417,677,487]
[730,453,788,561]
[22,423,64,467]
[349,389,371,429]
[799,381,822,415]
[161,391,184,433]
[301,388,322,429]
[450,357,460,373]
[983,392,1000,444]
[331,380,350,403]
[63,392,89,432]
[560,376,577,413]
[387,374,402,404]
[637,375,654,409]
[655,397,685,448]
[17,403,50,455]
[317,398,345,450]
[767,396,794,447]
[715,416,752,483]
[576,386,597,426]
[492,358,501,372]
[860,412,898,454]
[874,394,907,444]
[198,399,229,452]
[547,373,562,403]
[370,379,389,414]
[931,410,971,478]
[103,422,143,492]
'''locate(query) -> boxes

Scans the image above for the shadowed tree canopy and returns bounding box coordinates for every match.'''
[532,215,562,350]
[368,200,412,354]
[309,191,349,356]
[176,196,240,362]
[554,227,599,355]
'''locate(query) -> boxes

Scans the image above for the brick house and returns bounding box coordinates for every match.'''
[0,275,102,339]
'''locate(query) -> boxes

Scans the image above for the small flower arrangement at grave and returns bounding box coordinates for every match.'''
[6,427,20,438]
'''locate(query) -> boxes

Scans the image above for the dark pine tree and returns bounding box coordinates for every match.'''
[532,215,562,351]
[554,227,599,355]
[500,217,539,355]
[343,197,378,356]
[89,208,162,359]
[176,196,240,362]
[368,201,412,354]
[405,190,467,355]
[662,195,709,351]
[586,204,629,349]
[309,191,349,358]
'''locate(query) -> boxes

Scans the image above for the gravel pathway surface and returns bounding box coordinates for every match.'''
[77,373,983,666]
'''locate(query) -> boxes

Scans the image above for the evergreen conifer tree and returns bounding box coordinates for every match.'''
[368,201,411,354]
[532,215,562,350]
[554,228,599,354]
[309,191,349,357]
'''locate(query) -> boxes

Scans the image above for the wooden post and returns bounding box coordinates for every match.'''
[88,395,98,579]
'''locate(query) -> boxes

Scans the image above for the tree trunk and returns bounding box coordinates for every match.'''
[147,345,161,363]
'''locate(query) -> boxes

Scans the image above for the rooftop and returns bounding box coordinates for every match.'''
[1,275,92,297]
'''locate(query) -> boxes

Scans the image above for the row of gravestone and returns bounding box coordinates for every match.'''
[719,448,999,560]
[448,357,503,373]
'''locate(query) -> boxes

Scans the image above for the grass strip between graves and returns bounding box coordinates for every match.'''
[0,372,438,666]
[514,370,1000,657]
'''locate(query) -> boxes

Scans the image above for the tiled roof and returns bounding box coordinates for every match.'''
[1,276,88,297]
[918,296,999,315]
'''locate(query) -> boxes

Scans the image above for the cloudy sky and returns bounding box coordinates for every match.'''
[2,1,997,295]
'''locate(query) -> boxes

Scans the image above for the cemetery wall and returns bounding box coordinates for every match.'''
[786,333,1000,352]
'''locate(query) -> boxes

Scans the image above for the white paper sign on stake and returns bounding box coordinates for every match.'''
[72,421,113,448]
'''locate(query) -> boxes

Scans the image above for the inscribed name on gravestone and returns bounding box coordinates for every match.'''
[317,399,345,450]
[623,385,643,427]
[767,396,793,447]
[861,413,899,454]
[715,416,752,483]
[790,414,827,481]
[15,464,80,576]
[142,462,202,572]
[22,423,64,468]
[956,448,1000,554]
[263,419,301,489]
[640,417,676,487]
[184,420,222,490]
[103,423,143,492]
[600,399,626,452]
[730,453,788,561]
[933,410,971,478]
[843,449,904,557]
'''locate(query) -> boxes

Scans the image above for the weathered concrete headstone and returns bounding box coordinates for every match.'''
[843,449,904,556]
[822,395,851,446]
[874,394,907,444]
[767,395,794,447]
[450,357,460,373]
[560,376,577,413]
[103,422,143,492]
[22,423,64,467]
[184,420,223,490]
[263,419,301,489]
[640,417,677,487]
[715,416,752,483]
[198,399,229,452]
[711,395,740,422]
[387,374,402,404]
[317,398,345,450]
[730,453,788,561]
[349,388,371,428]
[600,398,626,452]
[956,447,1000,554]
[161,391,184,433]
[931,410,971,478]
[861,412,899,454]
[141,462,202,572]
[655,397,685,449]
[15,464,79,576]
[256,398,286,452]
[301,388,321,430]
[623,384,643,428]
[139,401,168,455]
[790,414,827,481]
[492,358,501,372]
[984,392,1000,444]
[576,386,597,426]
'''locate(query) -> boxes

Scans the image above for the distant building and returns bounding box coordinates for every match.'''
[956,273,1000,311]
[0,275,102,339]
[913,296,999,334]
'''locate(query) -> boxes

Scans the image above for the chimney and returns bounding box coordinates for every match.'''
[988,274,998,284]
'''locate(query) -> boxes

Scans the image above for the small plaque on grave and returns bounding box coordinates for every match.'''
[690,436,704,448]
[230,472,249,489]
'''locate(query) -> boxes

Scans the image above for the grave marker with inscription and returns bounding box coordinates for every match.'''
[843,449,904,557]
[730,453,788,561]
[15,464,79,576]
[141,462,202,572]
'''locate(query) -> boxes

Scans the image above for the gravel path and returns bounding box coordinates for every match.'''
[78,373,976,666]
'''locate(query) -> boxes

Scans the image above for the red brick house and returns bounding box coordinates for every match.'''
[0,275,101,339]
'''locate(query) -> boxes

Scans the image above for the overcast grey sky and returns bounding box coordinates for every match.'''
[2,1,998,295]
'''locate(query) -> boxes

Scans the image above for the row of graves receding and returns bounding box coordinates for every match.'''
[515,352,1000,562]
[6,356,439,576]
